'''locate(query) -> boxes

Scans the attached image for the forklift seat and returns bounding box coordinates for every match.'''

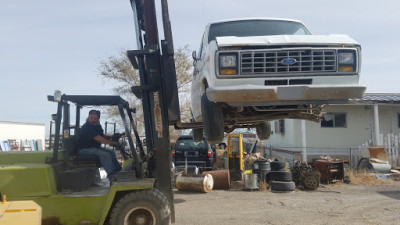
[69,135,101,167]
[74,154,102,167]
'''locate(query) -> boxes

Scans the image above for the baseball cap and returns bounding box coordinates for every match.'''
[89,110,101,118]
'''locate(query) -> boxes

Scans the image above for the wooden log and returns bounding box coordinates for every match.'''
[175,174,214,193]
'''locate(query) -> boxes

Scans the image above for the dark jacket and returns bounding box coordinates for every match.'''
[78,122,104,149]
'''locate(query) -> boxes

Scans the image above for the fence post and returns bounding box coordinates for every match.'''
[269,144,272,159]
[349,148,353,169]
[395,135,399,167]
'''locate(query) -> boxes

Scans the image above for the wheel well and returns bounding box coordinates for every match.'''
[202,79,208,94]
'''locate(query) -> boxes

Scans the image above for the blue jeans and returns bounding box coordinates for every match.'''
[78,147,122,178]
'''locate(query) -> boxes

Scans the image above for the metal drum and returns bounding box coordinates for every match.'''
[366,163,391,173]
[243,173,259,191]
[175,174,214,193]
[202,170,230,189]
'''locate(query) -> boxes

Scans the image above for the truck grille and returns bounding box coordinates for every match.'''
[241,49,337,75]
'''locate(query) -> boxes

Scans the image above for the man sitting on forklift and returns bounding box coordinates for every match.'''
[78,110,122,179]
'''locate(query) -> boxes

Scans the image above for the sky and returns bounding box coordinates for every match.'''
[1,0,399,136]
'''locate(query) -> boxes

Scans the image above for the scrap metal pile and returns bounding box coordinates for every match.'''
[291,161,320,190]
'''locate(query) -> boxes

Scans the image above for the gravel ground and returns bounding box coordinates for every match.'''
[173,181,400,225]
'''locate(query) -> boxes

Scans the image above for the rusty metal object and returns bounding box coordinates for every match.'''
[175,174,213,193]
[202,170,230,190]
[303,176,320,190]
[368,146,388,162]
[291,161,320,190]
[311,159,345,182]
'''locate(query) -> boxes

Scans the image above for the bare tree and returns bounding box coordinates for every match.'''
[98,45,193,136]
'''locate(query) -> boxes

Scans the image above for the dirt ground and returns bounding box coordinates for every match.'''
[173,180,400,225]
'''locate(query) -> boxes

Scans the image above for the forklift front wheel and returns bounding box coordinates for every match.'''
[109,189,171,225]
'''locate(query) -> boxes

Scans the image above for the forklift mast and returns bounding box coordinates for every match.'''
[127,0,180,221]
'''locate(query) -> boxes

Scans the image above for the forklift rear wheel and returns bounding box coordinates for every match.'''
[109,189,171,225]
[256,122,271,140]
[201,94,224,144]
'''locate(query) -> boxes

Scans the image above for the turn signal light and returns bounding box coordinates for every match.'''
[220,68,237,75]
[207,149,212,157]
[172,149,175,157]
[338,66,354,72]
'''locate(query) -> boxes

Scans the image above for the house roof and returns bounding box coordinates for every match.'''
[363,93,400,102]
[352,93,400,104]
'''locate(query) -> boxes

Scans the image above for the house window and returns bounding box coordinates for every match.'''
[274,120,285,134]
[321,113,347,128]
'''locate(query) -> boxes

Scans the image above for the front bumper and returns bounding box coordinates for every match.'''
[206,84,366,105]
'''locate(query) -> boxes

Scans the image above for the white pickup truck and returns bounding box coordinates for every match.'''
[190,18,366,144]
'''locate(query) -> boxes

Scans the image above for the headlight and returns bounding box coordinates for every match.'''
[220,55,237,68]
[338,52,354,64]
[219,54,238,75]
[338,51,356,72]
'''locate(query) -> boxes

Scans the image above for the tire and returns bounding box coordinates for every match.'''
[201,94,224,144]
[303,176,320,190]
[357,158,370,171]
[256,122,271,140]
[192,128,203,142]
[269,171,292,182]
[270,161,286,171]
[270,181,296,192]
[109,189,171,225]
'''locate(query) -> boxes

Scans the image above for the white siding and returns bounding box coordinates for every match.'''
[266,104,400,156]
[0,121,45,151]
[378,105,400,135]
[305,105,372,150]
[267,120,296,147]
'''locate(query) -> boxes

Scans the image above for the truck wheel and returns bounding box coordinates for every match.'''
[201,94,224,144]
[256,122,271,140]
[192,128,203,142]
[109,189,171,225]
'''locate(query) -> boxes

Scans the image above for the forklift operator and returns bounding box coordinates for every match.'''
[78,110,122,179]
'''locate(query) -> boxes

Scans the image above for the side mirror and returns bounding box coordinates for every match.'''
[192,51,198,61]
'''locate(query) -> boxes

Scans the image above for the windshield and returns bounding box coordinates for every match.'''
[208,20,311,43]
[176,138,206,150]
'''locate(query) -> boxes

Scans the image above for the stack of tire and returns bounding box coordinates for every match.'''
[268,160,296,192]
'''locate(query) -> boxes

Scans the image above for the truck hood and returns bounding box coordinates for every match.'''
[216,34,359,47]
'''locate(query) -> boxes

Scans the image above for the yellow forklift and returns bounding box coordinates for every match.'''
[226,134,244,180]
